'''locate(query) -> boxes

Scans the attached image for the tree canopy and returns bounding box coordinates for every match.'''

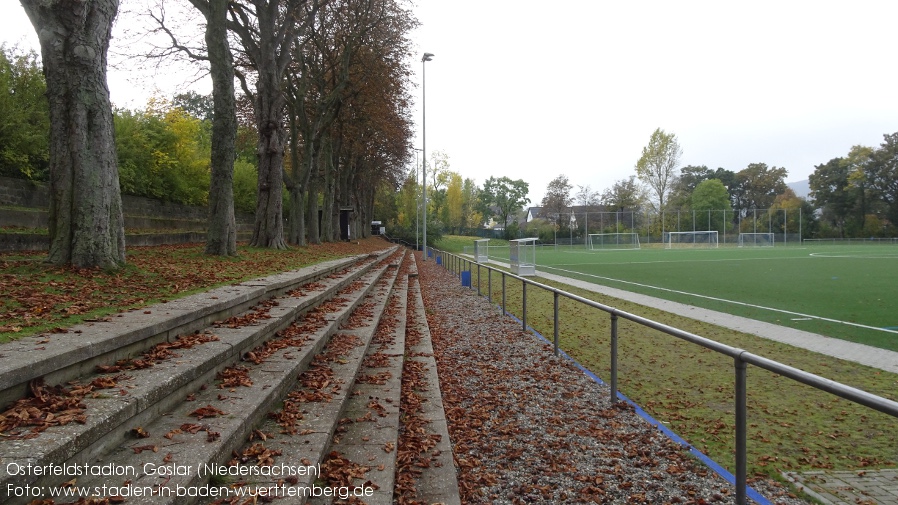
[0,45,49,181]
[541,174,573,227]
[732,162,787,212]
[635,127,682,212]
[480,176,530,232]
[691,179,731,212]
[602,176,644,211]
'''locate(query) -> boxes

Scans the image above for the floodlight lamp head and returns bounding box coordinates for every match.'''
[422,52,434,62]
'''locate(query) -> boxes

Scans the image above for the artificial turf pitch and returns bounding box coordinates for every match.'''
[484,243,898,352]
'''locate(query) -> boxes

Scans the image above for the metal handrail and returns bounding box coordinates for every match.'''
[431,248,898,505]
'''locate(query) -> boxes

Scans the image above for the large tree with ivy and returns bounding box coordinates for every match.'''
[20,0,126,269]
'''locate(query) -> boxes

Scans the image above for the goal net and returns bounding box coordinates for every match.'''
[738,232,775,247]
[664,231,719,249]
[588,233,641,250]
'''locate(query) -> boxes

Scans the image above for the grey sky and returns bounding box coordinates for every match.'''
[408,0,898,204]
[5,0,897,205]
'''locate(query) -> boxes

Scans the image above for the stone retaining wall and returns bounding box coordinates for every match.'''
[0,176,256,251]
[0,232,255,252]
[0,176,253,227]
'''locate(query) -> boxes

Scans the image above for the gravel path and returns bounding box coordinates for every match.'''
[416,255,809,505]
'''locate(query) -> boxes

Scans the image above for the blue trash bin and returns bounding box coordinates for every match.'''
[436,256,442,265]
[460,270,471,287]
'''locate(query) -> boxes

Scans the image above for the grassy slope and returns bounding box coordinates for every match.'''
[0,239,391,343]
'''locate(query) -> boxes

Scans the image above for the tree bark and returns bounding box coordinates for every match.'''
[306,169,320,245]
[21,0,126,270]
[228,0,314,251]
[249,64,288,249]
[285,113,302,245]
[201,0,238,256]
[284,101,319,247]
[321,137,336,242]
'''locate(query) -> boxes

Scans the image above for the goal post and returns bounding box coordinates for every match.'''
[588,233,641,250]
[664,231,719,249]
[738,232,775,247]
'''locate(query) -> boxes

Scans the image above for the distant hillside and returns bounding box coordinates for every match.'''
[788,179,810,199]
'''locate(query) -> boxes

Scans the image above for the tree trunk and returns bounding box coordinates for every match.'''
[249,72,287,249]
[353,170,373,240]
[287,111,317,246]
[246,10,288,251]
[306,174,320,245]
[321,138,335,242]
[337,155,354,239]
[203,0,237,256]
[21,0,125,270]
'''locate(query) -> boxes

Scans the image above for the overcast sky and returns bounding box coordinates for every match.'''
[5,0,898,205]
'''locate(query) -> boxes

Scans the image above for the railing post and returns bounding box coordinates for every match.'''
[522,280,527,332]
[553,292,559,356]
[735,355,748,505]
[610,312,618,403]
[488,268,492,303]
[501,273,506,315]
[477,263,481,296]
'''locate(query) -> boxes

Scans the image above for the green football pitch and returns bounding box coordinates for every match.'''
[482,243,898,352]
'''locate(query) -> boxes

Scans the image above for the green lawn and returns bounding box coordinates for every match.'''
[472,242,898,352]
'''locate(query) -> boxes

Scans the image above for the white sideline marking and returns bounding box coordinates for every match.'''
[549,255,810,267]
[540,265,898,336]
[809,252,898,259]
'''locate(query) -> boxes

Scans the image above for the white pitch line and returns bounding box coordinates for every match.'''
[551,257,798,267]
[809,252,898,259]
[540,264,898,335]
[548,254,815,267]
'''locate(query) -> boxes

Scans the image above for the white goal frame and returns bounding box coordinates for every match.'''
[588,233,641,250]
[665,231,719,249]
[738,232,775,247]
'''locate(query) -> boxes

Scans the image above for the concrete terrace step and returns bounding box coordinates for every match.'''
[221,249,410,505]
[304,252,409,505]
[399,258,461,505]
[60,252,404,505]
[0,253,373,408]
[306,253,460,505]
[0,247,399,503]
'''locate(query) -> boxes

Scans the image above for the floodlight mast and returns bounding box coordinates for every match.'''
[421,52,433,260]
[412,148,422,252]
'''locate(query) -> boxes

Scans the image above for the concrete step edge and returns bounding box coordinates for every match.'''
[307,250,410,505]
[27,259,399,505]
